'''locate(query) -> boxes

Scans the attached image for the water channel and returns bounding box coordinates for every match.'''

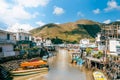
[46,49,86,80]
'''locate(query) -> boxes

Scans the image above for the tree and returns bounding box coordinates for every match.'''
[51,37,63,44]
[86,48,92,56]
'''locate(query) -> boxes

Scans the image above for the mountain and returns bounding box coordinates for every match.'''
[30,19,102,43]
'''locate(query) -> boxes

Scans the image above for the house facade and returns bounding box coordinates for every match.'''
[14,29,35,49]
[14,29,32,41]
[109,39,120,56]
[33,37,43,46]
[0,30,16,58]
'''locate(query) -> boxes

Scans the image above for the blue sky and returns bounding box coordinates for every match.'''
[0,0,120,32]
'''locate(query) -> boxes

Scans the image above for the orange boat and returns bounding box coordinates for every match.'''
[20,60,47,68]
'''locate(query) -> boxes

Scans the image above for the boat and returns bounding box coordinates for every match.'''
[20,59,47,68]
[11,59,48,76]
[11,68,48,76]
[93,71,107,80]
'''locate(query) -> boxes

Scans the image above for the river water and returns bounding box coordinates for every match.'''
[46,49,86,80]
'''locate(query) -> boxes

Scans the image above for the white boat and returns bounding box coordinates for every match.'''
[93,71,107,80]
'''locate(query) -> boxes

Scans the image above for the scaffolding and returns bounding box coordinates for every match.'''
[102,24,120,39]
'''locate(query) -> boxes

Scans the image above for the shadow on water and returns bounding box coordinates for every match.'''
[46,49,86,80]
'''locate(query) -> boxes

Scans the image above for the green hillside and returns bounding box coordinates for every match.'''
[30,19,102,43]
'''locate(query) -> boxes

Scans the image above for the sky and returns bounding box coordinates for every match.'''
[0,0,120,32]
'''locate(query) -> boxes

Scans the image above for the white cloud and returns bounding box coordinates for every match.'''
[10,6,32,19]
[103,19,111,24]
[36,21,46,26]
[53,6,64,15]
[93,8,100,14]
[77,12,84,17]
[0,5,36,25]
[6,23,34,32]
[55,22,60,24]
[32,12,39,18]
[0,0,39,25]
[116,19,120,21]
[0,0,9,10]
[16,0,50,7]
[0,0,50,32]
[104,0,120,11]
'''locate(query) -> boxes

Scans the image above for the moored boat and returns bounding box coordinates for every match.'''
[11,59,48,76]
[20,59,48,69]
[11,68,48,76]
[93,71,107,80]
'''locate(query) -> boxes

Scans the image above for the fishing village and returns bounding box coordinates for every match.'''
[0,23,120,80]
[0,0,120,80]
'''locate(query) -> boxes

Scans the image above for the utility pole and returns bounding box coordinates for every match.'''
[103,24,107,64]
[117,24,118,39]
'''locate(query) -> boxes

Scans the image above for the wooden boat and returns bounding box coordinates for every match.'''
[11,59,48,76]
[11,68,48,76]
[93,71,107,80]
[20,60,47,68]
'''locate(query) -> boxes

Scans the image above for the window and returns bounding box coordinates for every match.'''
[7,34,10,40]
[19,36,21,40]
[25,37,28,40]
[0,47,2,52]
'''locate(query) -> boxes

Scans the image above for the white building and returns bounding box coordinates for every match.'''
[33,37,43,46]
[13,29,36,49]
[14,29,32,41]
[45,39,52,46]
[95,33,105,50]
[80,39,89,45]
[96,33,101,42]
[33,37,52,46]
[0,30,16,58]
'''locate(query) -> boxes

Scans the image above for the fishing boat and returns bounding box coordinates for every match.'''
[11,59,48,76]
[93,71,107,80]
[11,68,48,76]
[20,59,48,69]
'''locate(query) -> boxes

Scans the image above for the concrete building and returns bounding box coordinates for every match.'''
[102,24,120,39]
[14,29,32,41]
[109,39,120,56]
[14,29,35,49]
[44,39,52,46]
[95,33,105,51]
[33,37,43,46]
[80,39,90,45]
[0,30,16,58]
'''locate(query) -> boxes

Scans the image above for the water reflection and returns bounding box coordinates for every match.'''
[46,49,86,80]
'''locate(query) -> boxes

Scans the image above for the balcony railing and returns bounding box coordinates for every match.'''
[0,39,16,44]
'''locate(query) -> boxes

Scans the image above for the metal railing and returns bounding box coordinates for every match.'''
[0,39,16,44]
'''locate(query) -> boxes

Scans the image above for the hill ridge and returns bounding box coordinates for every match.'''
[30,19,120,43]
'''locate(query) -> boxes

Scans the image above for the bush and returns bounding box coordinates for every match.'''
[93,51,103,59]
[14,48,20,51]
[86,48,92,56]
